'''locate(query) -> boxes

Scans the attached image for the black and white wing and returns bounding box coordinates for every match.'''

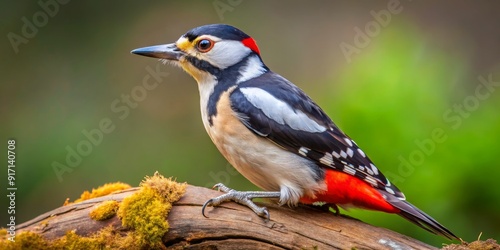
[230,71,404,199]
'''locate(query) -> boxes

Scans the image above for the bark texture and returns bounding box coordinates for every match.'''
[17,185,437,249]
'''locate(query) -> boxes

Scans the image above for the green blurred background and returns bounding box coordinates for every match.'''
[1,0,499,246]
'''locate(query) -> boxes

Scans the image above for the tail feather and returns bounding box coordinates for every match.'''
[380,190,459,240]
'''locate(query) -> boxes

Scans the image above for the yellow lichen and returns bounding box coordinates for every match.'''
[89,200,120,221]
[442,239,500,250]
[62,198,70,206]
[56,230,102,249]
[141,172,186,203]
[0,226,144,250]
[0,173,185,249]
[117,172,186,249]
[0,230,49,250]
[70,182,131,204]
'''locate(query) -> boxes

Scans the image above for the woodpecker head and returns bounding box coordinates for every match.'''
[132,24,265,83]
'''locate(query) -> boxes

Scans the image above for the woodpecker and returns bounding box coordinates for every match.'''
[132,24,459,240]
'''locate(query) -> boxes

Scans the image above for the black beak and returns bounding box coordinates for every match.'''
[131,43,183,61]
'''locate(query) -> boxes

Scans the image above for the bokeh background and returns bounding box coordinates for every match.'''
[1,0,500,246]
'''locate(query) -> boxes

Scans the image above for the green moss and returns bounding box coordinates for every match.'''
[118,172,186,249]
[0,172,186,249]
[89,200,120,221]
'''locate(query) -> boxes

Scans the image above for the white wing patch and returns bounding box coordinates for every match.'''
[332,151,341,159]
[240,87,327,133]
[343,165,356,175]
[370,163,379,175]
[346,148,354,157]
[298,147,309,157]
[366,167,374,175]
[319,153,333,166]
[385,187,396,195]
[357,148,366,158]
[365,176,378,186]
[340,150,348,158]
[344,138,353,147]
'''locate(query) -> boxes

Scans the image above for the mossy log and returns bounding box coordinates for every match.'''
[17,185,438,249]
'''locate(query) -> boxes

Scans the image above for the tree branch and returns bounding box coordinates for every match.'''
[17,185,437,249]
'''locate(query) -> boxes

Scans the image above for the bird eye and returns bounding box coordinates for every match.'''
[196,39,214,52]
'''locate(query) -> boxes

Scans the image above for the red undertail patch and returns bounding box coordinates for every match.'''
[301,170,400,213]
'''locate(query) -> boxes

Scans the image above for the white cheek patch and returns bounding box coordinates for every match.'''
[203,40,251,69]
[240,87,327,133]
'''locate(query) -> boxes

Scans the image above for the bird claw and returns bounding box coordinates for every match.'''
[261,208,270,221]
[212,183,232,193]
[202,183,279,220]
[201,198,214,218]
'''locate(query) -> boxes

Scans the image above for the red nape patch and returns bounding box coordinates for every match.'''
[300,170,400,214]
[242,37,260,55]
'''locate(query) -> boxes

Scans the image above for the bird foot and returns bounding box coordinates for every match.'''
[202,183,281,220]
